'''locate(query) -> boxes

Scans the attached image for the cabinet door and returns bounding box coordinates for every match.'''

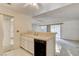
[21,37,28,50]
[27,38,34,54]
[21,36,34,54]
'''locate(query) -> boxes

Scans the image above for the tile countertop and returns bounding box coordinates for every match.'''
[21,32,56,41]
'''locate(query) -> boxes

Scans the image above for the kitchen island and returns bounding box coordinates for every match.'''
[20,32,56,56]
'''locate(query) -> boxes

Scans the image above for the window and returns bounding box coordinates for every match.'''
[50,24,61,54]
[10,18,14,45]
[40,26,47,32]
[32,24,47,32]
[51,24,61,40]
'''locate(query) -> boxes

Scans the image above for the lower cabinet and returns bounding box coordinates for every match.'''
[21,36,34,54]
[27,38,34,54]
[21,36,55,56]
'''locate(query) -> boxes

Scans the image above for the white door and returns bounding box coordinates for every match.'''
[3,15,14,51]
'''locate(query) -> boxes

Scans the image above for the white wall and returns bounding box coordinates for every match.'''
[14,14,32,49]
[0,15,4,54]
[61,20,79,40]
[15,14,32,33]
[0,6,32,52]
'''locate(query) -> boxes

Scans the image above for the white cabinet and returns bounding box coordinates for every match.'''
[47,37,55,56]
[27,38,34,54]
[20,32,56,56]
[21,36,34,54]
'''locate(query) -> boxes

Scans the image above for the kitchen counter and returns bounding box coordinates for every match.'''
[21,32,56,41]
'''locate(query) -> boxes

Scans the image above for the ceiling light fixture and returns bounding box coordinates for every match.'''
[24,3,37,7]
[24,3,39,9]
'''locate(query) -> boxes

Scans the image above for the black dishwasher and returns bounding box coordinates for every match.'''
[34,39,46,56]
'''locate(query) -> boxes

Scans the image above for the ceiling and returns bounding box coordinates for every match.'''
[33,3,71,16]
[33,3,79,25]
[1,3,79,25]
[0,3,40,15]
[34,3,79,19]
[0,3,71,16]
